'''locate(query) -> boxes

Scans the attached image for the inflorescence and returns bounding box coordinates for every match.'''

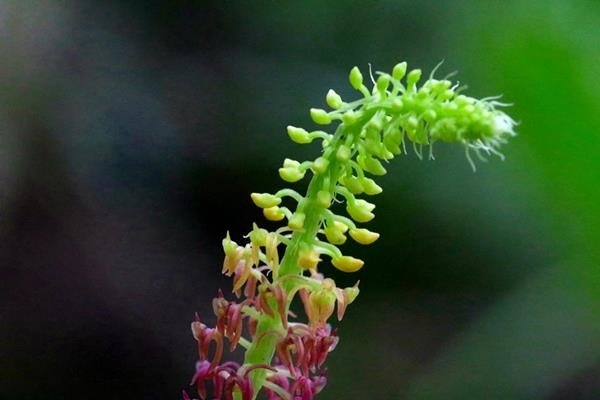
[183,61,516,400]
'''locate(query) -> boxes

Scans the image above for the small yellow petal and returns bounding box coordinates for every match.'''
[331,256,364,273]
[263,206,285,221]
[349,228,380,245]
[250,193,281,209]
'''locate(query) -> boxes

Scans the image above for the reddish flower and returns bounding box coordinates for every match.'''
[191,315,223,367]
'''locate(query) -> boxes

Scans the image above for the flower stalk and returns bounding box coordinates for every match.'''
[184,61,515,400]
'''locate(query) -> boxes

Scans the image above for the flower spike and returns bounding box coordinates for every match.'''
[184,61,515,399]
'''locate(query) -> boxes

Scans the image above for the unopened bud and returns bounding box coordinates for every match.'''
[279,167,305,182]
[455,95,474,106]
[340,176,364,194]
[333,221,349,233]
[310,108,332,125]
[279,158,305,182]
[313,157,329,174]
[376,75,390,93]
[326,89,343,109]
[263,206,285,221]
[287,125,312,144]
[349,228,380,245]
[407,69,422,88]
[283,158,300,168]
[439,89,455,101]
[357,154,387,176]
[349,66,363,90]
[423,109,437,123]
[298,248,320,269]
[392,62,407,81]
[390,98,404,112]
[316,190,331,208]
[332,255,364,273]
[342,110,359,125]
[288,212,306,230]
[361,177,383,195]
[367,112,385,132]
[251,193,281,209]
[383,133,401,155]
[324,224,347,245]
[347,199,375,222]
[407,115,419,129]
[336,144,351,162]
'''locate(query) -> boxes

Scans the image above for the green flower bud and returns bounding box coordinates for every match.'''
[383,130,402,155]
[430,119,457,142]
[333,220,349,233]
[250,192,281,208]
[349,228,380,245]
[326,89,343,109]
[349,66,363,90]
[378,148,395,161]
[391,98,404,112]
[342,110,359,125]
[331,255,364,273]
[361,177,383,195]
[406,115,419,130]
[324,223,347,245]
[310,108,332,125]
[357,154,387,176]
[405,116,428,144]
[263,206,285,221]
[430,79,452,94]
[288,212,306,230]
[279,159,305,182]
[316,190,332,208]
[347,199,375,222]
[376,75,390,93]
[287,125,312,144]
[438,89,455,101]
[442,101,459,113]
[455,95,474,106]
[298,248,321,269]
[340,175,364,194]
[407,69,422,88]
[313,157,330,174]
[336,144,351,161]
[367,112,385,132]
[283,158,301,168]
[222,231,238,257]
[383,139,401,155]
[392,62,407,81]
[422,109,437,123]
[279,167,305,182]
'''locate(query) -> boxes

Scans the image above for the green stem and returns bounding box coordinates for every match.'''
[243,123,352,397]
[243,108,376,398]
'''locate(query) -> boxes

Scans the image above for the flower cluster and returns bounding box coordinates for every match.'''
[184,61,515,399]
[184,227,357,399]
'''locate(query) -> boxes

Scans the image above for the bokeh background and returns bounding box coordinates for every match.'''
[1,1,599,399]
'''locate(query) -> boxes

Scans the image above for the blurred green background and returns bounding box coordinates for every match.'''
[1,1,598,399]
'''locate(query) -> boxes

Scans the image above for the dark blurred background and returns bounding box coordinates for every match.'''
[1,1,599,399]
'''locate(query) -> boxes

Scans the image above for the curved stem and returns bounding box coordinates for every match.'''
[243,123,353,397]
